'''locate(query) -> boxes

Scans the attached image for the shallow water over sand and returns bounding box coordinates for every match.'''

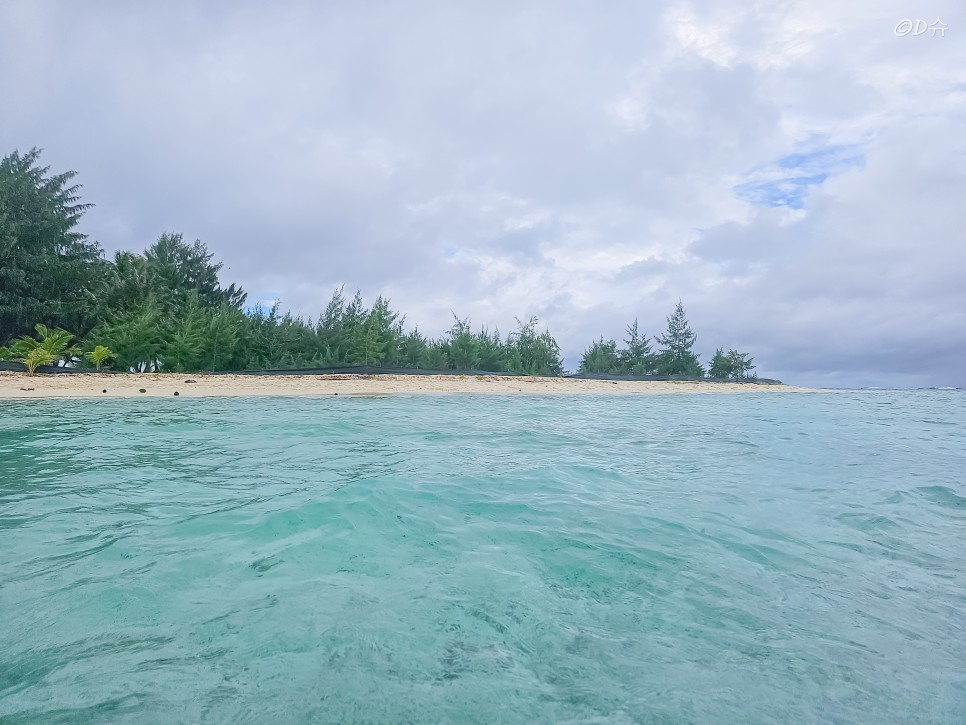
[1,392,964,722]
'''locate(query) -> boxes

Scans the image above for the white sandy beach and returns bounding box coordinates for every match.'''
[0,371,817,399]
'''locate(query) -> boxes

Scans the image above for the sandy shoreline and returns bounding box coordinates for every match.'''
[0,371,818,399]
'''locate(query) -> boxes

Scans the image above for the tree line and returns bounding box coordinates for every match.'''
[576,304,755,379]
[1,148,757,378]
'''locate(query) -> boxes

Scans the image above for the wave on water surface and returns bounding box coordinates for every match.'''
[1,391,965,723]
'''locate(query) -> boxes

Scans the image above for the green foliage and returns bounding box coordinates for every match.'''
[708,347,732,379]
[92,302,164,372]
[5,323,77,374]
[579,319,655,375]
[354,296,403,365]
[202,304,249,372]
[579,338,620,374]
[94,294,253,373]
[44,325,81,366]
[84,345,116,371]
[422,341,450,370]
[22,347,55,376]
[707,347,757,380]
[0,148,771,379]
[399,328,430,368]
[158,295,207,372]
[578,319,655,375]
[446,316,482,370]
[0,149,107,342]
[728,349,755,379]
[102,251,150,314]
[142,233,246,310]
[655,301,704,376]
[619,319,655,375]
[504,317,563,376]
[226,294,562,376]
[101,234,246,315]
[476,327,504,372]
[9,324,80,369]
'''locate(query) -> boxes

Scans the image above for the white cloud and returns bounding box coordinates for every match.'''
[1,0,964,385]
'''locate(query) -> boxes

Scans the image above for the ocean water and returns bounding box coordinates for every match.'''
[1,391,964,724]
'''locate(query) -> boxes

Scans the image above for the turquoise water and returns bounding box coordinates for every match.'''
[1,392,965,723]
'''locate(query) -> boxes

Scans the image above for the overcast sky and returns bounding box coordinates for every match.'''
[2,1,964,387]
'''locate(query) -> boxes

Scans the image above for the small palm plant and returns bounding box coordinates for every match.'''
[84,345,116,371]
[38,325,81,366]
[9,324,81,375]
[23,348,55,376]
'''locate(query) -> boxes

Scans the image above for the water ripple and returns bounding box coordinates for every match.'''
[1,391,965,723]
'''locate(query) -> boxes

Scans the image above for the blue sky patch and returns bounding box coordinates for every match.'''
[245,294,281,316]
[736,144,864,209]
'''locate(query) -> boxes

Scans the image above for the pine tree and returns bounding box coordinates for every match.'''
[579,338,620,374]
[0,149,107,343]
[708,347,733,379]
[707,346,756,379]
[618,319,654,374]
[655,301,704,376]
[727,349,756,379]
[476,327,504,372]
[507,317,563,376]
[446,316,481,370]
[93,301,164,372]
[143,233,247,310]
[399,328,429,368]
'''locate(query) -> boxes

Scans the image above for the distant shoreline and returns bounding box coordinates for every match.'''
[0,371,818,399]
